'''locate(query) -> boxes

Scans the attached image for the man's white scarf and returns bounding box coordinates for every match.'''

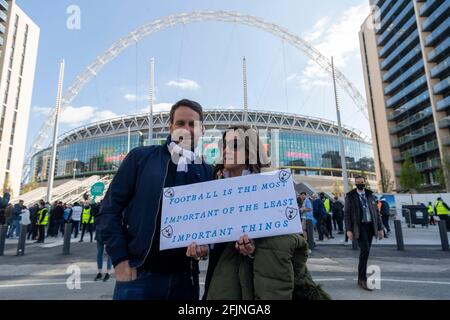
[167,142,196,172]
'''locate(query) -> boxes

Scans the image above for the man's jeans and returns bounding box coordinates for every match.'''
[7,219,20,238]
[113,270,199,300]
[96,239,112,271]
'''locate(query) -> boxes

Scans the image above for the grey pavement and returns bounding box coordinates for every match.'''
[0,229,449,300]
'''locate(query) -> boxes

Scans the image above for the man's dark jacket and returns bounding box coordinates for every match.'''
[344,188,383,240]
[96,144,214,268]
[312,199,327,220]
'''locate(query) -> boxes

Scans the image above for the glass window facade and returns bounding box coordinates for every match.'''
[30,129,374,182]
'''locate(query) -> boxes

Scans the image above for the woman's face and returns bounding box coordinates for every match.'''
[223,131,246,171]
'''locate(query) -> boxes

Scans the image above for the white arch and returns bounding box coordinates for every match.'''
[23,10,368,183]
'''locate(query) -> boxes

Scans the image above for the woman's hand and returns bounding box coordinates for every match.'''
[235,234,255,256]
[186,242,209,260]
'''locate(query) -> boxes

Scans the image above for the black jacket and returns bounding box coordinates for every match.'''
[344,189,383,240]
[97,144,214,268]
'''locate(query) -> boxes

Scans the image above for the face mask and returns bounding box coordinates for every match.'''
[356,184,365,191]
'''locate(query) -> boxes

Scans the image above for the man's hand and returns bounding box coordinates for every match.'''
[378,230,384,240]
[235,234,255,256]
[114,260,137,282]
[186,242,209,260]
[347,231,354,241]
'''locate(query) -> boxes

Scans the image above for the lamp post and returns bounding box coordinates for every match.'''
[73,158,78,180]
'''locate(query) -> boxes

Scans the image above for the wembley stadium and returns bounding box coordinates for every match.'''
[29,109,376,191]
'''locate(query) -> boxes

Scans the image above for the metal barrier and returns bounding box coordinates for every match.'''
[438,220,449,252]
[63,223,72,255]
[16,224,27,256]
[0,224,7,256]
[394,219,404,251]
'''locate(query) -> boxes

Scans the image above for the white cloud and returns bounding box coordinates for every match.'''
[31,106,52,116]
[297,2,370,89]
[32,105,121,127]
[166,78,200,90]
[123,93,149,102]
[138,103,173,114]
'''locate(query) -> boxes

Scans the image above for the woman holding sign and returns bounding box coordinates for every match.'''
[188,126,330,300]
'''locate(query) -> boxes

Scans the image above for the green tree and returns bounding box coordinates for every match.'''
[379,162,394,193]
[399,156,423,193]
[436,151,450,191]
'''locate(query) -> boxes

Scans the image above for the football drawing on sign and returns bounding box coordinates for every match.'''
[164,188,175,198]
[161,225,173,238]
[285,207,299,220]
[279,170,291,182]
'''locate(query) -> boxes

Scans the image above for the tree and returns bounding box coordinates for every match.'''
[21,181,39,194]
[379,162,394,193]
[399,156,423,193]
[436,151,450,191]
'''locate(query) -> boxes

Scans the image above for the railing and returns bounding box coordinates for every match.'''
[437,96,450,111]
[386,75,428,108]
[416,158,441,172]
[389,107,433,134]
[394,140,439,162]
[377,1,414,46]
[428,38,450,62]
[384,59,424,95]
[379,15,417,58]
[434,77,450,95]
[0,0,8,11]
[392,123,435,148]
[387,91,429,120]
[422,0,450,32]
[430,57,450,78]
[424,17,450,47]
[420,0,439,17]
[383,44,421,82]
[381,30,419,70]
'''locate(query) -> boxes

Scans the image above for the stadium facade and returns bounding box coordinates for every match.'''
[29,110,375,186]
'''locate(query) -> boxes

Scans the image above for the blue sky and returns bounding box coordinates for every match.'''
[17,0,372,152]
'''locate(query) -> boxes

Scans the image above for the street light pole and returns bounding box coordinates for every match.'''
[149,58,154,146]
[47,59,65,203]
[331,56,350,195]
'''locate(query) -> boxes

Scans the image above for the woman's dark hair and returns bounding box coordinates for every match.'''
[214,125,270,178]
[169,99,204,124]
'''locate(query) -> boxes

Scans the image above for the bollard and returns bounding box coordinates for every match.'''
[16,224,28,256]
[0,225,7,256]
[63,223,72,255]
[438,220,449,252]
[306,219,315,250]
[394,219,404,251]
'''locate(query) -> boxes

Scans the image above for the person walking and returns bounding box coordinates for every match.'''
[36,200,49,243]
[27,203,39,240]
[321,193,334,238]
[79,203,94,242]
[20,206,31,231]
[344,176,384,291]
[331,196,344,234]
[54,201,65,237]
[70,202,82,238]
[380,198,391,236]
[434,197,450,228]
[312,194,329,241]
[96,99,215,300]
[299,192,313,242]
[427,202,436,226]
[8,200,23,238]
[0,188,10,226]
[94,202,112,282]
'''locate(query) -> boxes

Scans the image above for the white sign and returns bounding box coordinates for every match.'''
[160,169,302,250]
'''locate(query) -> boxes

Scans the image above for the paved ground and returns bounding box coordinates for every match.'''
[1,229,449,300]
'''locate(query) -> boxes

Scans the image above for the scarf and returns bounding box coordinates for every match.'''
[167,137,196,173]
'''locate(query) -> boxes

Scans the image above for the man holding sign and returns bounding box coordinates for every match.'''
[97,99,214,300]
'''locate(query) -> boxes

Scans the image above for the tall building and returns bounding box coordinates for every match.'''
[0,0,39,196]
[360,0,450,192]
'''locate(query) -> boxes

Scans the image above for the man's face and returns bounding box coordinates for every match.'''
[301,194,306,201]
[355,178,365,186]
[169,106,203,150]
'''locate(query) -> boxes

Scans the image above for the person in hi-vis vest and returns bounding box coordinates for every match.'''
[427,202,436,226]
[79,203,94,242]
[35,200,48,243]
[434,198,450,226]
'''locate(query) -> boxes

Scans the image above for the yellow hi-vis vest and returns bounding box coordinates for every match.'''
[324,198,331,214]
[37,208,49,226]
[82,207,94,224]
[427,205,434,216]
[435,201,450,216]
